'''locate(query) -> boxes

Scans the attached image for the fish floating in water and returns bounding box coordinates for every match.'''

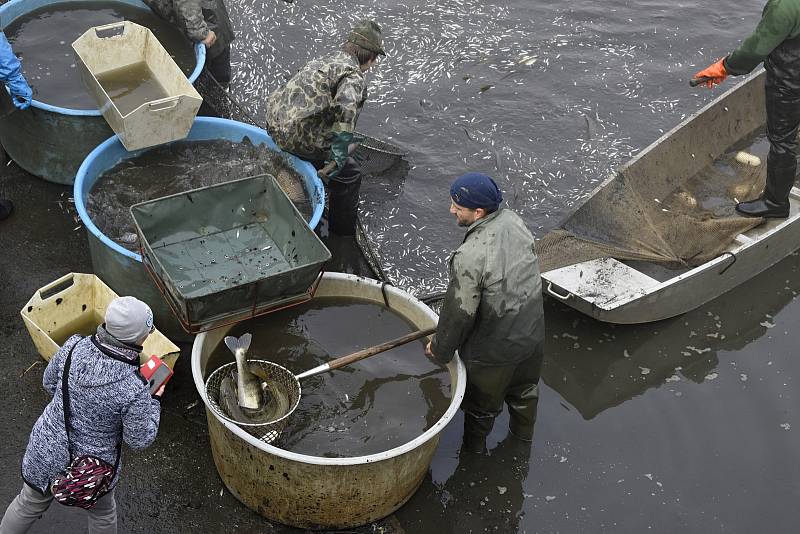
[218,333,280,425]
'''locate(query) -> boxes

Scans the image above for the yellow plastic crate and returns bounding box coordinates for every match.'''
[20,273,180,368]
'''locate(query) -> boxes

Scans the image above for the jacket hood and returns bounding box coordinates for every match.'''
[66,336,140,389]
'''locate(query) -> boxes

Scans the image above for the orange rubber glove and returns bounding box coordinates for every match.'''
[694,58,728,88]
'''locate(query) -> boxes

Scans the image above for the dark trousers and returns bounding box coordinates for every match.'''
[206,45,232,85]
[764,78,800,205]
[311,157,362,236]
[197,46,232,118]
[461,349,544,442]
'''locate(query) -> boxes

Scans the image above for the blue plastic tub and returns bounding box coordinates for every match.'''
[74,117,325,339]
[0,0,205,184]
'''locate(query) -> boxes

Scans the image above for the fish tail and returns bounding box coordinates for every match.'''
[224,333,253,356]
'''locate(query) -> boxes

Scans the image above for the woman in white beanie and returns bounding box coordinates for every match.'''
[0,297,165,534]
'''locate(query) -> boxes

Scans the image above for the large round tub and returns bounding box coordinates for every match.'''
[74,117,325,340]
[0,0,205,184]
[192,273,466,529]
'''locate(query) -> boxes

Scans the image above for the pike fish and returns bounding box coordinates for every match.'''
[217,333,281,425]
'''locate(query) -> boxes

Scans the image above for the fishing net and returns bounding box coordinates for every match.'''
[536,156,768,274]
[205,360,301,444]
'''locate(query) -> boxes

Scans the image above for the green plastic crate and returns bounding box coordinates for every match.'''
[130,174,331,332]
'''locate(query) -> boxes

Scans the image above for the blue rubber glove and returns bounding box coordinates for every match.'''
[328,131,354,177]
[0,32,32,110]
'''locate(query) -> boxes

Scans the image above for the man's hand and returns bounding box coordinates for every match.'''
[425,341,435,359]
[153,384,166,398]
[693,58,728,89]
[202,30,217,49]
[317,161,337,183]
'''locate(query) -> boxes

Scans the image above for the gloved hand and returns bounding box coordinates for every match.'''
[8,75,32,110]
[694,58,728,89]
[328,131,354,176]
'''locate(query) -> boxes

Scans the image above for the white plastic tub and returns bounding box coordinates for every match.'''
[72,21,202,151]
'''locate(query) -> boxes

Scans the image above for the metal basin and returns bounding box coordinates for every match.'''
[0,0,205,185]
[74,117,325,340]
[191,273,466,529]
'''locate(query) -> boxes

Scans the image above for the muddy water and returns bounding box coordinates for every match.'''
[205,296,451,458]
[86,138,312,251]
[219,2,800,530]
[97,61,168,115]
[3,2,194,109]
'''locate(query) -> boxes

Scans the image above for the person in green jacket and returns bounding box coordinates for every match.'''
[695,0,800,218]
[266,20,385,236]
[425,173,546,454]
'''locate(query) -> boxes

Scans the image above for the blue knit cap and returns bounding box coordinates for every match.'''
[450,172,503,210]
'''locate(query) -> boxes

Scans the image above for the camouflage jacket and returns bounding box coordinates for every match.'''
[430,209,546,366]
[266,51,368,162]
[143,0,234,59]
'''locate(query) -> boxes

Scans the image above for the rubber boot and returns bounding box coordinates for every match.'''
[328,158,362,236]
[508,424,534,443]
[461,430,488,455]
[737,159,794,218]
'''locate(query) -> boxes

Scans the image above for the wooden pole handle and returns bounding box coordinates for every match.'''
[295,327,437,380]
[328,327,437,371]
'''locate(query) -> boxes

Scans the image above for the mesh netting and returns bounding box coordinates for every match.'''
[536,156,767,274]
[205,360,301,444]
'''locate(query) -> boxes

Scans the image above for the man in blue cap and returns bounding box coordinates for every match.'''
[425,173,545,454]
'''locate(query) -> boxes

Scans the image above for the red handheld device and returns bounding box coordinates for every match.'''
[140,355,173,395]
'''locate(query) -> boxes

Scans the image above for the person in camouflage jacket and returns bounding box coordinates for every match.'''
[266,20,386,236]
[143,0,235,84]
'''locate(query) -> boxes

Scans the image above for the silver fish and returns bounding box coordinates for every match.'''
[218,370,279,425]
[224,333,264,410]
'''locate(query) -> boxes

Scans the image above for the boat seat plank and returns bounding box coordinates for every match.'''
[543,257,659,307]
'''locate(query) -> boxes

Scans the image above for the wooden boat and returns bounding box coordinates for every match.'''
[541,70,800,323]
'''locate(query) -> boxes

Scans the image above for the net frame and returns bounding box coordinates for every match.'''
[205,360,302,444]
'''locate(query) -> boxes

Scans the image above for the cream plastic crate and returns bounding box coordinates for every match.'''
[72,21,202,151]
[20,273,180,368]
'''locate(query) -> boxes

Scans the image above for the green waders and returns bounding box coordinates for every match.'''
[461,345,544,453]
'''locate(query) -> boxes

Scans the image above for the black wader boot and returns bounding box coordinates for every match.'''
[461,351,544,454]
[198,45,232,118]
[327,157,362,236]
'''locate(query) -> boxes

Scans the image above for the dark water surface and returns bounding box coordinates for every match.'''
[3,2,195,109]
[206,296,450,458]
[86,139,312,251]
[213,1,800,532]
